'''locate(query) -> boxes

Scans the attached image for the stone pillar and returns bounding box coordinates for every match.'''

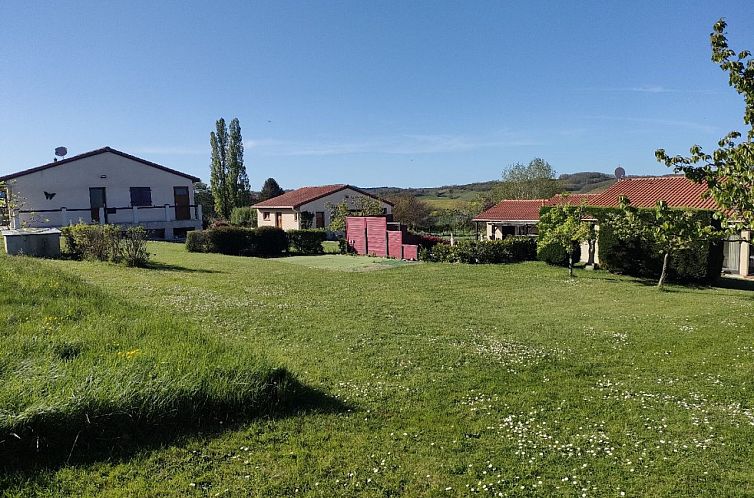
[740,230,751,277]
[164,204,172,221]
[98,207,105,224]
[11,211,19,229]
[196,204,203,222]
[132,206,139,224]
[60,208,67,226]
[164,226,174,240]
[593,225,600,266]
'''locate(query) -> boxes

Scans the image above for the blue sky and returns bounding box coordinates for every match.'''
[1,1,752,188]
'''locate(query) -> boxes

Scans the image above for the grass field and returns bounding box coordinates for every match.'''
[2,242,754,496]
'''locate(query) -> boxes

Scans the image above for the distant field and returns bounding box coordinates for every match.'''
[3,242,754,496]
[418,196,472,210]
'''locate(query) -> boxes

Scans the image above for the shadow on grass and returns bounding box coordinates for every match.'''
[0,372,349,473]
[713,276,754,292]
[145,261,222,273]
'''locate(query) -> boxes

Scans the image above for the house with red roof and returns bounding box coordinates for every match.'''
[473,176,752,276]
[473,194,596,239]
[252,184,392,231]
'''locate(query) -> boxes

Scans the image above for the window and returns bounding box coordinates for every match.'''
[263,212,270,220]
[130,187,152,207]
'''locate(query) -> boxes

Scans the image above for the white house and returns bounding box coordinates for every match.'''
[253,184,393,231]
[0,147,202,239]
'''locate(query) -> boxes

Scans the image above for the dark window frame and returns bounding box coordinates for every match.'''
[129,187,153,207]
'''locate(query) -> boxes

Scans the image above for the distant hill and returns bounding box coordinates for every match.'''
[364,172,616,208]
[557,172,616,193]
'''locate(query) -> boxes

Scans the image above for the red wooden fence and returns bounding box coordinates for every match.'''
[346,216,419,260]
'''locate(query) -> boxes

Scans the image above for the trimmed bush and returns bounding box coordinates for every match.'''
[253,226,288,257]
[230,207,257,227]
[537,240,581,267]
[423,237,536,264]
[288,229,327,255]
[205,226,254,256]
[188,226,288,257]
[186,230,209,253]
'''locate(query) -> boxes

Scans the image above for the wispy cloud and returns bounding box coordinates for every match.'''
[591,85,719,95]
[581,115,718,134]
[245,130,541,157]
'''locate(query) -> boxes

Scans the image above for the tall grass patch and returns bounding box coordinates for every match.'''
[0,255,297,464]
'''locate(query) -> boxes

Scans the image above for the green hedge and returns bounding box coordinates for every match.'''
[185,226,287,257]
[287,229,327,255]
[254,226,288,257]
[422,237,536,264]
[537,205,723,283]
[597,218,723,283]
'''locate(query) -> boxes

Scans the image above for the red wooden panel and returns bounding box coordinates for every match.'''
[346,217,367,255]
[402,244,418,261]
[387,231,402,259]
[366,217,388,257]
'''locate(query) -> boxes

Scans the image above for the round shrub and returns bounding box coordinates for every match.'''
[537,240,581,267]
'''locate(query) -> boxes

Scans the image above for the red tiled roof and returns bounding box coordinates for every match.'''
[0,146,201,183]
[473,194,598,222]
[588,176,715,209]
[473,199,547,222]
[546,193,598,206]
[252,184,393,209]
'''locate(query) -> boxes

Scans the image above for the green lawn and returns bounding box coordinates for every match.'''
[280,254,416,272]
[3,242,754,496]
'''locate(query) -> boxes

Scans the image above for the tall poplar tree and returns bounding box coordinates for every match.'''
[210,118,230,219]
[227,118,251,208]
[210,117,250,219]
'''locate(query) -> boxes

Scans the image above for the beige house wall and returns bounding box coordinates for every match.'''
[740,230,751,277]
[256,208,299,230]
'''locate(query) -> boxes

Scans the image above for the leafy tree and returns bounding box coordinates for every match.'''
[210,118,250,219]
[538,200,591,278]
[495,158,561,200]
[605,197,719,289]
[390,194,431,231]
[656,19,754,230]
[210,118,229,218]
[259,178,285,201]
[193,182,216,226]
[430,207,475,233]
[230,206,257,227]
[327,196,385,232]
